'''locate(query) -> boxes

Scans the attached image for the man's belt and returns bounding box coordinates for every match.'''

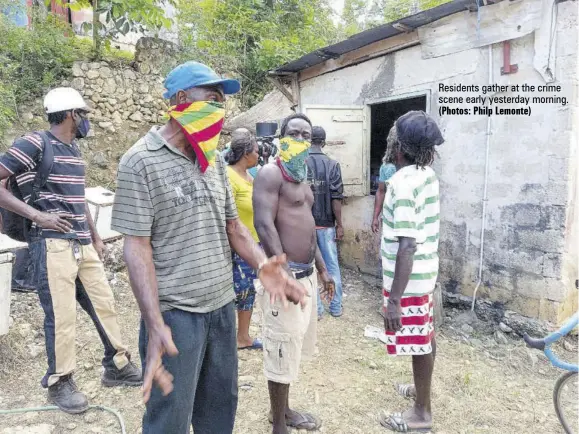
[293,266,315,280]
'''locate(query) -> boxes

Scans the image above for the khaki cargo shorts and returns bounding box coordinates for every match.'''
[255,271,318,384]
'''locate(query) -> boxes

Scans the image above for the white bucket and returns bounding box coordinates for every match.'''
[0,252,14,336]
[86,187,122,242]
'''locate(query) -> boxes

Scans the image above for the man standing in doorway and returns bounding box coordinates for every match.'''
[254,113,335,434]
[306,126,345,318]
[0,87,142,415]
[111,61,309,434]
[379,111,443,433]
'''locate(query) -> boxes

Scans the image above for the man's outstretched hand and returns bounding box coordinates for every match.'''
[142,324,179,403]
[258,254,308,308]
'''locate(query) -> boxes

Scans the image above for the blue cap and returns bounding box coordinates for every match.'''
[163,61,241,99]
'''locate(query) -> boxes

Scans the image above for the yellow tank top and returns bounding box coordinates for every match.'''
[226,166,259,242]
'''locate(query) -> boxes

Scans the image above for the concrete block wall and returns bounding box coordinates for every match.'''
[299,2,578,323]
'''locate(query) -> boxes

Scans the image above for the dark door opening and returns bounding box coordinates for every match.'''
[369,96,427,195]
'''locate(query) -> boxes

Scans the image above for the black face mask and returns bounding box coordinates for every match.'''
[74,112,91,139]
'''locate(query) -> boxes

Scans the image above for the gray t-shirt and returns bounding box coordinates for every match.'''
[111,127,239,313]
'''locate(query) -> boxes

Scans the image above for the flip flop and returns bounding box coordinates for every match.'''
[269,412,322,431]
[396,384,417,400]
[379,412,432,432]
[238,338,263,350]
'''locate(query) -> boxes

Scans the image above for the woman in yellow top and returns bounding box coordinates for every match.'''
[225,129,262,350]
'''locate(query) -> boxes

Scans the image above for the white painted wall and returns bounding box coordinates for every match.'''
[298,0,578,322]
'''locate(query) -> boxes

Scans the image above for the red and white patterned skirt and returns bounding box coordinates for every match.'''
[382,290,435,356]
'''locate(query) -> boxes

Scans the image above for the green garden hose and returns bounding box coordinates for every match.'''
[0,404,126,434]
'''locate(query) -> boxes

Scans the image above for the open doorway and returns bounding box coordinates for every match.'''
[369,95,427,195]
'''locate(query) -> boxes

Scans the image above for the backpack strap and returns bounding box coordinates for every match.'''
[23,131,54,240]
[28,131,54,207]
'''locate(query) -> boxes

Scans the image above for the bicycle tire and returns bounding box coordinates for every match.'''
[554,371,578,434]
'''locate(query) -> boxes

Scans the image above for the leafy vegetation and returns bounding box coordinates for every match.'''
[383,0,452,22]
[340,0,383,37]
[0,1,133,138]
[177,0,452,109]
[51,0,175,56]
[340,0,452,37]
[177,0,340,108]
[0,0,454,137]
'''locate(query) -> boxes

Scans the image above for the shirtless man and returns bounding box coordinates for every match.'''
[253,113,335,434]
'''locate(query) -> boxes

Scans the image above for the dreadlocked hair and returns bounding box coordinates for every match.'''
[280,113,312,136]
[383,124,438,169]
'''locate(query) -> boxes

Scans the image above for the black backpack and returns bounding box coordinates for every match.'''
[0,131,54,242]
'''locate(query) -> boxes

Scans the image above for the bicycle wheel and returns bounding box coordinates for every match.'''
[554,371,578,434]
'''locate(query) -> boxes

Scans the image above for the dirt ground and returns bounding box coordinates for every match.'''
[0,267,577,434]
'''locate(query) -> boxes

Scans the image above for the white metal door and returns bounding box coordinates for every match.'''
[303,105,369,197]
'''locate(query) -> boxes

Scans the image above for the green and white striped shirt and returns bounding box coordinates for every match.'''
[381,165,440,296]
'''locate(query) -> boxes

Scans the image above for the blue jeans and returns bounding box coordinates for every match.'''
[316,227,343,316]
[12,248,34,290]
[139,302,238,434]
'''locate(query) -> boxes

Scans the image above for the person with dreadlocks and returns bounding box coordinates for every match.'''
[378,111,443,433]
[253,113,335,434]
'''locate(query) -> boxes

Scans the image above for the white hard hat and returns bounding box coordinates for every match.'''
[44,87,90,114]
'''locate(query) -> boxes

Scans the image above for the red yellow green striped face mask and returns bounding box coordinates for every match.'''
[168,101,226,173]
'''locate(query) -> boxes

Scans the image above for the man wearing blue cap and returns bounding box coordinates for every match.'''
[111,61,309,434]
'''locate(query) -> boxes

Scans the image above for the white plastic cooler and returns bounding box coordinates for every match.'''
[0,251,14,336]
[0,234,28,336]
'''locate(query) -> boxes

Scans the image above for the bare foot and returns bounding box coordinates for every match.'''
[401,407,431,428]
[237,336,254,348]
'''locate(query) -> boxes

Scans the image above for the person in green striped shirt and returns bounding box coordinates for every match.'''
[379,111,444,433]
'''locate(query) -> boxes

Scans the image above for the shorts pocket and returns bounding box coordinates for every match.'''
[45,239,70,254]
[263,330,291,376]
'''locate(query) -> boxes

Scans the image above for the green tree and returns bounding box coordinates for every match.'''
[338,0,451,37]
[51,0,175,56]
[341,0,367,37]
[383,0,451,22]
[177,0,339,108]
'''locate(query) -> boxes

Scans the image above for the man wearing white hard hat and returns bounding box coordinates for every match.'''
[0,87,142,415]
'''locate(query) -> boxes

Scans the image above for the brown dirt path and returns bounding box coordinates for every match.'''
[0,268,575,434]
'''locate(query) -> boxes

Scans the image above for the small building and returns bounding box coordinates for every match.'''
[269,0,578,324]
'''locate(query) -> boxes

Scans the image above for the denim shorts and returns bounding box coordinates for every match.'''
[232,249,258,311]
